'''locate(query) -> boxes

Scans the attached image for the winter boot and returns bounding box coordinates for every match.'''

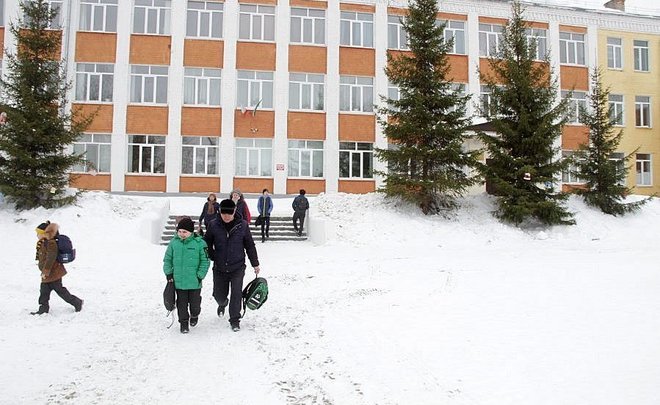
[231,322,240,332]
[180,320,190,334]
[190,317,198,327]
[74,299,84,312]
[30,305,49,315]
[217,299,229,317]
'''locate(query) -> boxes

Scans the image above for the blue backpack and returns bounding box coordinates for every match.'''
[55,235,76,263]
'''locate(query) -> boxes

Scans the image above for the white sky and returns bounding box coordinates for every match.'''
[531,0,660,15]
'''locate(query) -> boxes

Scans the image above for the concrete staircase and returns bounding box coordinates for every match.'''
[160,215,307,245]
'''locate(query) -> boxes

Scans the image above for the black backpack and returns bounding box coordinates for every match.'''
[55,235,76,263]
[242,277,268,316]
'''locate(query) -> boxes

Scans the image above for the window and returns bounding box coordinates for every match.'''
[238,4,274,41]
[525,28,547,60]
[133,0,171,35]
[25,1,62,29]
[449,83,466,113]
[479,23,503,57]
[186,1,223,39]
[609,152,625,185]
[388,15,408,50]
[182,136,219,175]
[237,70,273,109]
[235,138,272,177]
[635,96,651,127]
[340,11,373,48]
[79,0,118,32]
[339,142,373,179]
[339,76,373,113]
[290,7,325,45]
[480,85,499,118]
[127,135,166,174]
[0,0,4,26]
[289,73,324,111]
[388,82,400,102]
[560,32,585,65]
[636,153,651,186]
[72,133,111,173]
[75,63,114,102]
[561,151,584,184]
[607,37,622,69]
[443,20,466,55]
[130,65,168,104]
[609,94,624,126]
[634,40,649,72]
[288,140,323,178]
[184,67,221,106]
[562,90,587,124]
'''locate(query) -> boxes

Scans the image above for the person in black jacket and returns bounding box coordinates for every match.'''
[292,189,309,236]
[198,192,220,234]
[204,199,261,332]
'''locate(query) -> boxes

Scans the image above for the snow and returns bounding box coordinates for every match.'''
[2,191,660,404]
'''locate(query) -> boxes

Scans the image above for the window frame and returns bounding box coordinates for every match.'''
[289,73,324,112]
[181,136,220,175]
[442,20,466,55]
[234,138,273,177]
[339,142,373,179]
[635,96,651,128]
[609,94,624,126]
[127,134,166,174]
[636,153,652,186]
[340,11,374,48]
[238,4,275,42]
[560,31,586,66]
[130,65,169,105]
[290,7,325,45]
[525,27,547,61]
[79,0,118,33]
[562,90,588,125]
[288,140,324,178]
[607,37,623,70]
[75,63,114,103]
[186,0,223,39]
[387,15,408,51]
[236,70,274,110]
[132,0,171,35]
[478,23,503,57]
[339,75,374,113]
[633,40,650,72]
[183,67,221,106]
[72,133,112,173]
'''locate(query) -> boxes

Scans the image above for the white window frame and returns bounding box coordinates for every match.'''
[130,65,169,104]
[236,70,273,110]
[480,85,498,118]
[133,0,171,35]
[609,94,624,126]
[238,4,275,42]
[290,7,325,45]
[636,153,652,186]
[560,32,586,65]
[339,75,374,113]
[443,20,466,55]
[479,23,503,57]
[79,0,118,32]
[635,96,651,128]
[288,140,324,178]
[340,11,373,48]
[449,83,467,114]
[235,138,272,177]
[561,151,584,185]
[634,40,650,72]
[127,135,166,174]
[339,142,373,179]
[75,63,114,103]
[183,67,221,106]
[186,0,223,39]
[0,0,4,26]
[388,15,408,50]
[289,73,324,111]
[72,133,112,173]
[609,152,626,186]
[607,37,623,70]
[525,27,547,60]
[181,136,219,175]
[562,90,587,124]
[24,0,62,29]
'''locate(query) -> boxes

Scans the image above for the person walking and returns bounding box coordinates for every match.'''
[292,189,309,237]
[163,217,210,334]
[198,192,220,235]
[257,188,273,243]
[204,199,260,332]
[31,221,83,315]
[230,189,251,223]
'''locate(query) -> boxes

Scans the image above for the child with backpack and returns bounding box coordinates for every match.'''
[31,221,83,315]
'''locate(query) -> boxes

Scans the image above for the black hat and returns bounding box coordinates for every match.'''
[299,189,306,195]
[220,199,236,214]
[177,217,195,233]
[36,221,50,231]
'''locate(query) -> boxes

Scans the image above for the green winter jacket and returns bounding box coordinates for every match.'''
[163,234,210,290]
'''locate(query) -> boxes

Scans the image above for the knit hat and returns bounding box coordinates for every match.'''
[177,217,195,233]
[219,199,236,214]
[35,221,50,234]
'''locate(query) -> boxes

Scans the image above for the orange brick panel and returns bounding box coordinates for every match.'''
[234,110,275,138]
[129,35,171,65]
[180,177,221,193]
[559,25,587,34]
[288,112,326,139]
[232,178,274,194]
[236,42,276,71]
[181,107,222,136]
[560,65,589,91]
[240,0,277,4]
[562,125,589,150]
[289,45,327,74]
[388,7,407,16]
[339,47,375,76]
[338,180,375,193]
[340,3,375,13]
[184,39,224,68]
[75,32,117,63]
[287,179,326,194]
[526,20,549,29]
[69,174,111,191]
[126,106,169,134]
[479,58,506,84]
[447,54,469,83]
[0,28,5,57]
[338,114,375,142]
[124,175,167,192]
[290,0,327,8]
[479,17,507,25]
[18,29,61,60]
[72,104,114,133]
[438,12,467,21]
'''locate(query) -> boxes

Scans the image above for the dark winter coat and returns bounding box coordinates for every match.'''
[37,223,66,283]
[292,195,309,213]
[257,195,273,216]
[204,218,259,273]
[199,201,220,226]
[235,198,251,223]
[163,234,210,290]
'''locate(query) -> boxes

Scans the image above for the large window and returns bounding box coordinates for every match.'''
[388,15,408,50]
[288,140,323,178]
[72,133,111,173]
[130,65,168,104]
[133,0,171,35]
[184,67,221,106]
[480,85,500,118]
[526,28,547,60]
[290,7,325,45]
[235,138,272,177]
[636,153,651,186]
[237,70,273,109]
[238,4,275,41]
[182,136,219,175]
[563,90,587,124]
[127,135,166,174]
[75,63,114,102]
[186,1,223,39]
[607,37,622,69]
[79,0,118,32]
[340,11,373,48]
[560,32,585,65]
[479,23,503,57]
[339,142,373,179]
[634,40,649,72]
[561,151,584,184]
[25,0,62,29]
[339,76,373,113]
[0,0,4,26]
[289,73,324,111]
[609,94,624,126]
[443,20,466,55]
[635,96,651,127]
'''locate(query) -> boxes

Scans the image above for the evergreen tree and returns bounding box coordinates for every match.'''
[573,68,650,215]
[478,1,574,225]
[0,0,90,210]
[375,0,480,215]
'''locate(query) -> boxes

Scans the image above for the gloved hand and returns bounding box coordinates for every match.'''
[166,274,174,282]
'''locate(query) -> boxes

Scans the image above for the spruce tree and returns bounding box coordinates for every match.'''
[0,0,90,210]
[479,1,574,225]
[376,0,479,215]
[573,68,650,215]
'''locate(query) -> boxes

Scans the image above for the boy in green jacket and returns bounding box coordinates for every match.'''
[163,217,210,334]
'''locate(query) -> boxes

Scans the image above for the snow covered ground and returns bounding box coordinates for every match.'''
[2,191,660,404]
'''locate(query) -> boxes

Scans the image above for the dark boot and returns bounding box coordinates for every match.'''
[30,305,49,315]
[217,298,229,317]
[74,299,84,312]
[190,317,198,327]
[231,322,240,332]
[180,320,189,334]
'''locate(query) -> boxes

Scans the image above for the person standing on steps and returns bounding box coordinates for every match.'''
[292,189,309,237]
[198,192,220,235]
[230,189,251,223]
[257,188,273,243]
[204,199,261,332]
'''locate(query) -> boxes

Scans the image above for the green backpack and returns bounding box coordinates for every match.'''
[242,277,268,316]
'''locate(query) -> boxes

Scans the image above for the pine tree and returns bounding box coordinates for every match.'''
[573,68,650,215]
[0,0,91,210]
[375,0,480,215]
[479,1,574,225]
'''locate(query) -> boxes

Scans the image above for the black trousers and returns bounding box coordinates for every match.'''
[293,211,305,232]
[38,279,80,310]
[213,266,245,324]
[260,215,270,238]
[176,289,201,323]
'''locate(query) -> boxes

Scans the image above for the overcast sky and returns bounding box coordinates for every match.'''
[530,0,660,15]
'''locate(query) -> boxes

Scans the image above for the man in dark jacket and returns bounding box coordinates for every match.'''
[292,189,309,237]
[204,199,260,331]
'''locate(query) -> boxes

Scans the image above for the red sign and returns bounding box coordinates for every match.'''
[276,164,285,171]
